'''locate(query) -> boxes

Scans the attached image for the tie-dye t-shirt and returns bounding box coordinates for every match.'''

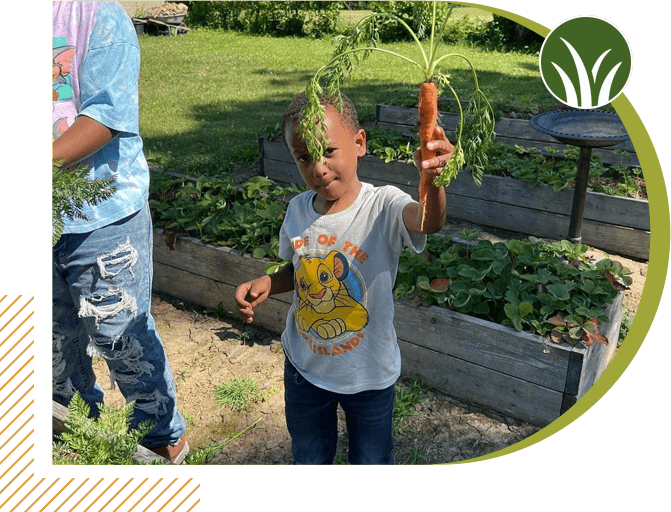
[52,1,149,233]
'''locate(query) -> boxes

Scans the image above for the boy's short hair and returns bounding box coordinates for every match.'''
[282,89,361,146]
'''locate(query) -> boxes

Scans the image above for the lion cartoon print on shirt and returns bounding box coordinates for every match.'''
[294,251,368,340]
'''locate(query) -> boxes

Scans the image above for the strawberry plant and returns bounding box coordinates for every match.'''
[485,142,645,198]
[363,128,645,199]
[149,174,305,260]
[366,125,416,164]
[394,234,630,347]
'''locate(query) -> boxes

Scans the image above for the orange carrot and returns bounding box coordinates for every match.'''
[417,80,438,231]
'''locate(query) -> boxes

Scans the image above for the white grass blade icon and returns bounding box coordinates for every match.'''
[592,49,611,81]
[560,37,592,107]
[598,61,622,106]
[551,62,579,106]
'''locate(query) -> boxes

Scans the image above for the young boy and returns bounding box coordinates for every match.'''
[235,91,453,464]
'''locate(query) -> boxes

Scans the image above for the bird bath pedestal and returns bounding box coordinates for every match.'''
[529,109,630,244]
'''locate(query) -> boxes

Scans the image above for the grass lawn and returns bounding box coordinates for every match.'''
[138,28,553,176]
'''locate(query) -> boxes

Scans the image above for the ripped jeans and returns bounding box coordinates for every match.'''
[52,203,185,448]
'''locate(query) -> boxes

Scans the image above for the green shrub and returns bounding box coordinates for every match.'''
[368,1,451,41]
[469,14,544,53]
[440,14,488,45]
[186,1,343,38]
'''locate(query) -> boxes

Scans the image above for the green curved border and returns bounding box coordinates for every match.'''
[448,3,670,465]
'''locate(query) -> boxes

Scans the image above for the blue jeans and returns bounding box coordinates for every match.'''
[284,357,395,465]
[52,203,185,448]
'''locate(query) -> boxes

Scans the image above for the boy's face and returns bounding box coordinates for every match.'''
[284,104,366,214]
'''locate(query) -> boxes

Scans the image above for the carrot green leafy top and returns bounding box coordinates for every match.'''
[301,1,495,187]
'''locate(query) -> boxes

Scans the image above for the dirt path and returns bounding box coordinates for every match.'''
[92,219,647,465]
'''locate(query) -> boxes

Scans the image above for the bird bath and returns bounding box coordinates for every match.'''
[529,109,630,244]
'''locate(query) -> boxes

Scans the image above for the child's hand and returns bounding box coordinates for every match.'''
[414,126,455,181]
[235,276,271,324]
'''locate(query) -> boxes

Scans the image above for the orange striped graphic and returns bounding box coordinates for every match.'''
[0,296,200,511]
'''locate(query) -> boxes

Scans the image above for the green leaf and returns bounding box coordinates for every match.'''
[547,283,573,301]
[519,301,534,317]
[456,228,479,241]
[472,301,490,315]
[252,247,268,259]
[504,303,523,331]
[453,292,471,309]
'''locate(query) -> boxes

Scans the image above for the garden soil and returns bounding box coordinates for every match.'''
[92,211,647,465]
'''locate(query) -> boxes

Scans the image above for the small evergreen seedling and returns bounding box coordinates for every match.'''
[53,392,154,465]
[52,158,116,246]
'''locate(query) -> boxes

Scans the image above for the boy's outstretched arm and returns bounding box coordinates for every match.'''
[235,263,294,324]
[53,115,118,169]
[404,125,453,234]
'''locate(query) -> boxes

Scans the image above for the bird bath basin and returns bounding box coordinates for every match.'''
[529,109,630,243]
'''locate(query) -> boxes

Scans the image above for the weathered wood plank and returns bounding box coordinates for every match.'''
[53,400,67,435]
[152,230,292,298]
[447,193,650,259]
[261,157,303,186]
[576,292,624,399]
[153,261,291,334]
[394,299,572,392]
[446,172,650,231]
[398,340,562,426]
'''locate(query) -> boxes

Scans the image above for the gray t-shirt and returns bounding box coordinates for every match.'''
[279,182,426,394]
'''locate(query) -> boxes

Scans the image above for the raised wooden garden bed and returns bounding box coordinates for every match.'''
[152,230,294,335]
[151,229,623,427]
[260,106,649,259]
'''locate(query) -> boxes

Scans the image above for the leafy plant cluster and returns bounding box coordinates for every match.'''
[468,14,544,54]
[185,1,343,38]
[214,375,279,412]
[487,143,644,198]
[393,375,434,434]
[53,393,154,465]
[366,125,416,163]
[150,174,304,260]
[364,128,644,198]
[394,232,631,347]
[363,3,543,53]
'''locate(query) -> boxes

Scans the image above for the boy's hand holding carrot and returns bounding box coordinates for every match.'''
[414,125,455,180]
[404,124,453,234]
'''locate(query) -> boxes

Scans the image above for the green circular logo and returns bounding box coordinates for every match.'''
[540,17,632,108]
